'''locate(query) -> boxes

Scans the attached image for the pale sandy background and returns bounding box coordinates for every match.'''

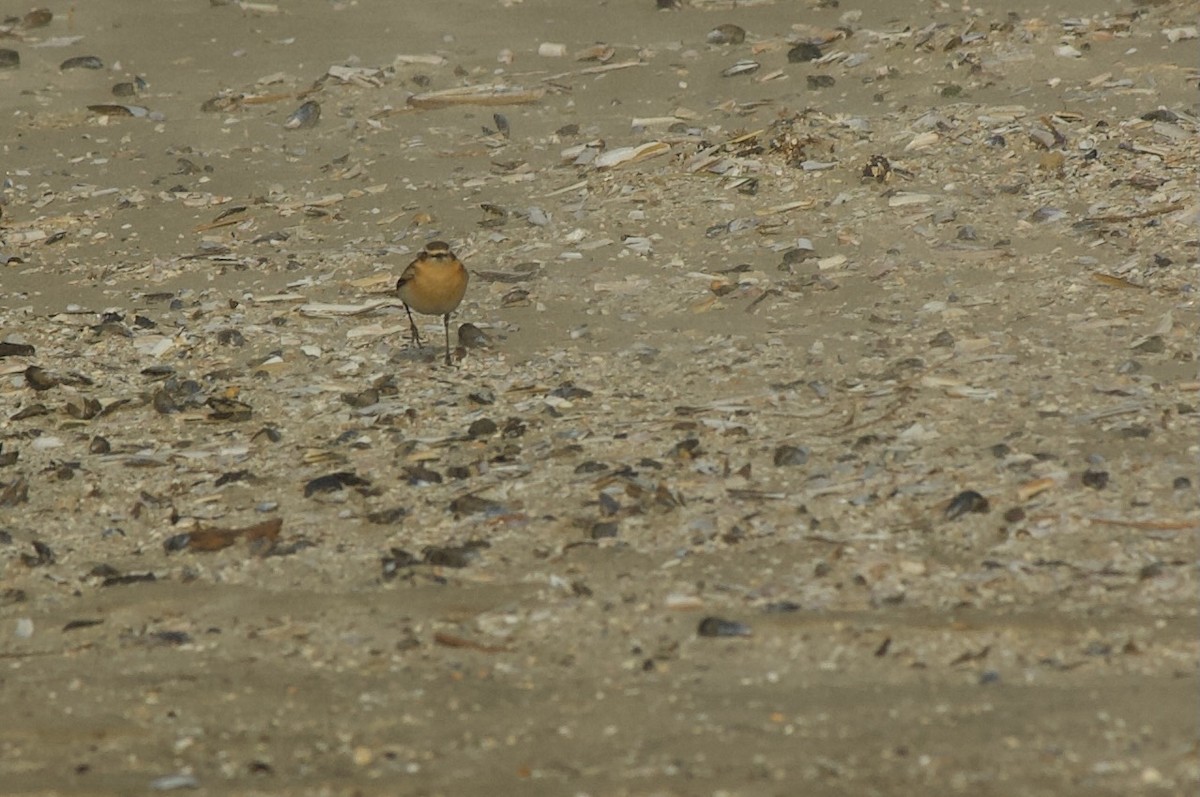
[1,1,1197,795]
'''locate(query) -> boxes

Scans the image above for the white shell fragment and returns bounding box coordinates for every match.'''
[408,85,545,109]
[592,141,670,169]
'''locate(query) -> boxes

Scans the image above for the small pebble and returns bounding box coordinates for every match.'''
[60,55,103,71]
[707,24,746,45]
[698,616,752,638]
[945,490,989,520]
[787,43,822,63]
[773,444,809,467]
[283,100,320,130]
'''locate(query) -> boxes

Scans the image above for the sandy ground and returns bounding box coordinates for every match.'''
[1,1,1198,795]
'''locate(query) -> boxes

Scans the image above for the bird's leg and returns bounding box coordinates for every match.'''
[442,313,453,366]
[403,304,423,348]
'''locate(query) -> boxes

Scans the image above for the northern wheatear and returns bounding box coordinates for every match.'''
[395,240,470,366]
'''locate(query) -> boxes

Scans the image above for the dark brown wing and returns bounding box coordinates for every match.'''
[396,256,422,292]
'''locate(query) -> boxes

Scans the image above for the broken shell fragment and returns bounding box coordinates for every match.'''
[408,85,544,109]
[574,43,615,62]
[698,616,752,638]
[721,59,760,77]
[945,490,989,520]
[592,141,669,169]
[87,104,151,118]
[283,100,320,129]
[707,24,746,45]
[23,8,53,28]
[60,55,104,71]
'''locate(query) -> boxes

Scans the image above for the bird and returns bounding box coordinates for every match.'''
[395,240,470,366]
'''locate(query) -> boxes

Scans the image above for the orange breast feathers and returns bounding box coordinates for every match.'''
[396,247,469,316]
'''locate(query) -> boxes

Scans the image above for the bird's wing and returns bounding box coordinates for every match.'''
[395,260,420,290]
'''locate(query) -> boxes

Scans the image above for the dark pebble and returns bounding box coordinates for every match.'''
[574,460,608,474]
[1081,469,1108,489]
[1,475,29,506]
[10,403,48,420]
[1003,507,1026,523]
[1139,562,1164,580]
[467,389,495,405]
[468,418,498,438]
[423,541,488,568]
[216,328,246,347]
[303,471,370,497]
[341,388,379,408]
[366,507,408,525]
[806,74,835,89]
[773,444,809,467]
[404,464,443,485]
[65,397,102,420]
[782,248,817,267]
[445,464,473,480]
[284,100,320,130]
[214,469,252,487]
[787,42,822,63]
[62,619,104,632]
[21,540,56,567]
[1140,109,1178,123]
[589,521,619,539]
[162,533,192,553]
[448,494,503,515]
[458,323,492,349]
[697,616,752,638]
[152,389,181,414]
[1132,335,1165,354]
[101,572,156,587]
[1173,476,1192,490]
[381,548,421,580]
[929,330,955,348]
[141,364,175,380]
[60,55,103,70]
[24,365,58,391]
[945,489,989,520]
[0,49,21,70]
[23,9,52,27]
[0,341,34,357]
[598,492,620,515]
[206,397,253,422]
[707,23,746,45]
[551,383,593,400]
[253,426,282,444]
